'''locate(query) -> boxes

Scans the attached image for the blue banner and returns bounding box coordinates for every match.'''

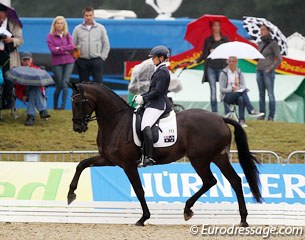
[90,163,305,204]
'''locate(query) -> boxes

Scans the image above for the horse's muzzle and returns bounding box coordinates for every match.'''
[73,123,88,133]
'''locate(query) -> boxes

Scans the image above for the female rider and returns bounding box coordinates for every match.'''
[134,45,172,167]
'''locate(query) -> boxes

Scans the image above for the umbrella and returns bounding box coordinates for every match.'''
[0,3,22,28]
[184,14,238,50]
[208,41,265,60]
[6,66,54,86]
[243,16,287,55]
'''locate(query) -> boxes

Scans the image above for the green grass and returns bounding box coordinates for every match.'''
[0,109,304,162]
[0,109,98,151]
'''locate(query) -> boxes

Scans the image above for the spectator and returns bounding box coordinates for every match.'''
[15,52,51,126]
[72,6,110,83]
[0,3,23,110]
[256,24,282,121]
[194,20,228,113]
[219,56,264,127]
[47,16,75,110]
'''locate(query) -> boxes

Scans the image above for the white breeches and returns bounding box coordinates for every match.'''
[141,107,165,131]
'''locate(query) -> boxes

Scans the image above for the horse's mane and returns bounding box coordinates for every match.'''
[81,82,134,110]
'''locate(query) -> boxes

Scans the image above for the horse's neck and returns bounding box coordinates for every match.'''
[96,108,133,141]
[93,90,132,127]
[94,90,128,118]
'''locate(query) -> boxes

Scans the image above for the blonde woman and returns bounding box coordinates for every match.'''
[47,16,75,110]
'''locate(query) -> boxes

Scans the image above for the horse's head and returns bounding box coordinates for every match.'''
[70,83,96,133]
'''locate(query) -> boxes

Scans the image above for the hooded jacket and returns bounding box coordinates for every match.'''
[257,34,282,71]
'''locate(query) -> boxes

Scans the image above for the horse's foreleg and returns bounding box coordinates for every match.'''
[67,155,113,205]
[124,167,150,226]
[214,154,249,227]
[184,163,217,221]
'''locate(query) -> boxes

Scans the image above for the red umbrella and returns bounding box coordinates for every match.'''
[184,14,238,50]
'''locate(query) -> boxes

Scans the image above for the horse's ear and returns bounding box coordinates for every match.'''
[67,81,79,93]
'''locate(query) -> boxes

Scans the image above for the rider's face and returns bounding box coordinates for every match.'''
[152,56,164,65]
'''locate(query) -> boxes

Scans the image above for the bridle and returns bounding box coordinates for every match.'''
[71,89,97,128]
[71,84,132,130]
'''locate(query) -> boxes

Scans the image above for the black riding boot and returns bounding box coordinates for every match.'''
[141,126,156,167]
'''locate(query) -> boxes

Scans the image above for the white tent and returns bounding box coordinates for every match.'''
[286,32,305,61]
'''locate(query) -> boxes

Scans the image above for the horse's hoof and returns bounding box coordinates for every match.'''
[67,193,76,205]
[239,221,249,227]
[184,209,194,221]
[135,221,145,227]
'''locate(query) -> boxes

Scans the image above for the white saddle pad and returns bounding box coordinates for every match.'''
[132,110,177,147]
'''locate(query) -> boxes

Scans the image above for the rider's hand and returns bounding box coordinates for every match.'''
[134,95,144,105]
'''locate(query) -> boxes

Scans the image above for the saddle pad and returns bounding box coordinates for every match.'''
[132,110,177,147]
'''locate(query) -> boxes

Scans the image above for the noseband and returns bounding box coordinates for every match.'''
[71,87,97,128]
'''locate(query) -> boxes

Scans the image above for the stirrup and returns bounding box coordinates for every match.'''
[137,156,156,168]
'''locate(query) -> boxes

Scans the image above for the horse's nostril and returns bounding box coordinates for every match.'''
[73,126,81,132]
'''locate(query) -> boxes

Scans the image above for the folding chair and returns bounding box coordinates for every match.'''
[225,104,239,122]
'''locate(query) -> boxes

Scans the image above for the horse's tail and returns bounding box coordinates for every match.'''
[223,117,262,203]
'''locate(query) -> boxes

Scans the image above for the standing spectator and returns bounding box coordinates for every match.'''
[15,52,51,126]
[0,3,23,110]
[194,20,228,113]
[219,56,264,127]
[72,6,110,83]
[47,16,75,110]
[256,24,282,121]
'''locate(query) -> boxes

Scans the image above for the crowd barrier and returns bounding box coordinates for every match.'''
[0,149,300,163]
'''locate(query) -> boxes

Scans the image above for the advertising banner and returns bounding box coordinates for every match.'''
[0,162,92,201]
[0,162,304,205]
[91,163,305,204]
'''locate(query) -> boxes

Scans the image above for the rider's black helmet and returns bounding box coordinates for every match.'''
[148,45,170,59]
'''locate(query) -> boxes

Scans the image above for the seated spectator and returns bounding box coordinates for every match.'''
[15,52,50,126]
[219,56,264,127]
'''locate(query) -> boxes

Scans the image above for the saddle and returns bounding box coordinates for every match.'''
[133,107,177,148]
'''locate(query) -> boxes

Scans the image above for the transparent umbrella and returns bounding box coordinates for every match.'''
[6,66,54,86]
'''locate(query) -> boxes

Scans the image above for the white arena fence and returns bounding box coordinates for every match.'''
[286,151,305,164]
[0,200,304,226]
[0,149,298,163]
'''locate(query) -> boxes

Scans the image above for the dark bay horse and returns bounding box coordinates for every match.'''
[68,82,262,227]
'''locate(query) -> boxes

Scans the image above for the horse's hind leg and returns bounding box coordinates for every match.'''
[213,153,249,227]
[184,162,217,221]
[67,155,114,204]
